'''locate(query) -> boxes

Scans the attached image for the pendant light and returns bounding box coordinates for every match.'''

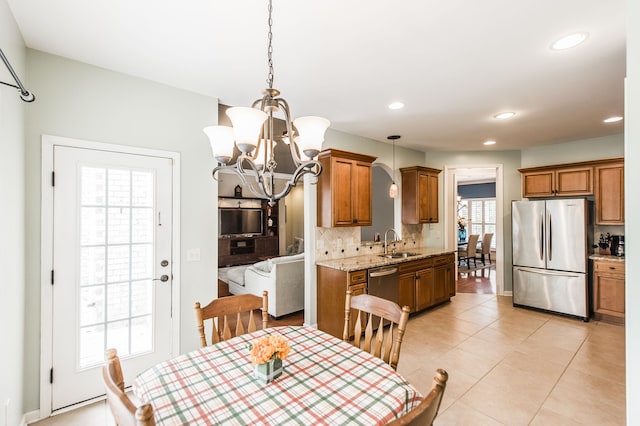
[203,0,330,206]
[388,135,400,198]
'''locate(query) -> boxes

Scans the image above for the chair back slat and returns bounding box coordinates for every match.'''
[343,291,410,370]
[363,312,374,352]
[353,311,363,346]
[195,291,269,347]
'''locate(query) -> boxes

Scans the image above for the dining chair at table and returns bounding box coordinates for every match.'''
[195,290,269,346]
[102,348,155,426]
[475,232,494,265]
[387,368,449,425]
[343,290,411,370]
[457,233,479,268]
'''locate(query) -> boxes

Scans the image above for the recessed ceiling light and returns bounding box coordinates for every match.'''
[603,116,623,123]
[551,32,588,50]
[388,102,405,110]
[494,112,516,120]
[483,140,496,146]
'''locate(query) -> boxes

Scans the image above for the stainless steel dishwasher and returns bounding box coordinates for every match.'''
[367,266,399,329]
[368,266,399,303]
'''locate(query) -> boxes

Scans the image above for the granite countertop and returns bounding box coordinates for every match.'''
[589,254,626,263]
[316,247,455,272]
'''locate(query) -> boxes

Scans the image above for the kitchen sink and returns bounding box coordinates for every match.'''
[378,252,420,259]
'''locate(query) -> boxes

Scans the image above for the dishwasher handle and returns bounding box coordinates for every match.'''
[369,267,398,278]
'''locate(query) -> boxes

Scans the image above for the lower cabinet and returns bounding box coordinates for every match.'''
[317,266,367,339]
[592,260,625,324]
[398,253,455,313]
[318,253,456,339]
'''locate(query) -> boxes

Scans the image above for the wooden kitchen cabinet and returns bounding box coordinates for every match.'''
[415,268,434,311]
[520,166,593,197]
[397,255,455,313]
[317,266,367,338]
[401,166,441,224]
[592,260,625,324]
[317,149,377,227]
[434,253,455,302]
[398,273,416,313]
[595,162,624,225]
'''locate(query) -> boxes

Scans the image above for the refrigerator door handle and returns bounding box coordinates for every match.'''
[539,213,544,261]
[548,212,552,261]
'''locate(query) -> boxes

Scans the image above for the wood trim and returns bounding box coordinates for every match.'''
[317,148,377,164]
[518,157,623,173]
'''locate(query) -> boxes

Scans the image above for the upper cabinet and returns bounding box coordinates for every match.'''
[595,161,624,225]
[520,166,593,197]
[401,166,441,224]
[519,158,624,225]
[317,149,377,227]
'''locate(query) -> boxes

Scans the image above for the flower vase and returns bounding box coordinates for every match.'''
[458,228,467,241]
[253,357,283,383]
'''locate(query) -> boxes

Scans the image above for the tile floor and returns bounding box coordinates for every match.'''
[33,293,626,425]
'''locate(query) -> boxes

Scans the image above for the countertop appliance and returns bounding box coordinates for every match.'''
[367,265,399,329]
[512,199,590,321]
[610,235,625,257]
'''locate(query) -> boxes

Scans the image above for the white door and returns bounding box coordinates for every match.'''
[51,145,174,410]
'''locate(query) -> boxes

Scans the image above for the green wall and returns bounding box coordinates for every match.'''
[0,1,26,424]
[23,50,221,412]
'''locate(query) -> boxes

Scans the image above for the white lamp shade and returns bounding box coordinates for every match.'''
[203,125,235,163]
[389,182,398,198]
[293,116,330,158]
[226,107,268,153]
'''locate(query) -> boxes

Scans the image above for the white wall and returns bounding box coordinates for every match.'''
[422,150,522,291]
[0,1,26,424]
[23,50,220,412]
[626,1,639,422]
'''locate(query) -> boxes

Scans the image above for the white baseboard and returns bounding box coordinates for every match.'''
[502,290,513,296]
[22,410,40,425]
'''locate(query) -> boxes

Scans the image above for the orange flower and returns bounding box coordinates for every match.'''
[249,334,290,365]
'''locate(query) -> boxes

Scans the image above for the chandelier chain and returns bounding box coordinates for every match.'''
[266,0,274,89]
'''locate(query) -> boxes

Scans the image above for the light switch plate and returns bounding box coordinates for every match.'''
[187,248,201,262]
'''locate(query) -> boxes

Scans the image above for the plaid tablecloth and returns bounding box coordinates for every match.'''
[134,326,422,425]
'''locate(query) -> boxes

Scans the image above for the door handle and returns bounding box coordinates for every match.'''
[153,275,169,282]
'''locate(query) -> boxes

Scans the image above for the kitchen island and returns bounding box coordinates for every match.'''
[317,248,456,338]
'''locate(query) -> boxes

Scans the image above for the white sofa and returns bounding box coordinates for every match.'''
[226,253,305,318]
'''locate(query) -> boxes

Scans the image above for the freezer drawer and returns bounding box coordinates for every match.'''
[513,266,588,320]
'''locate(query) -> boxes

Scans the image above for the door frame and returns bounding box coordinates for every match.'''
[444,164,505,296]
[39,134,181,418]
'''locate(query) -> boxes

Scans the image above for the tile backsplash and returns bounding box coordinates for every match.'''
[315,224,426,262]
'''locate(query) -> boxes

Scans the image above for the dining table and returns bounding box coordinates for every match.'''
[133,325,422,425]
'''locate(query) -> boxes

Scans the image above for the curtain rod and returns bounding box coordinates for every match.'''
[0,47,35,102]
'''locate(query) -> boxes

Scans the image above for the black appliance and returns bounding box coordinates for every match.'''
[610,235,625,257]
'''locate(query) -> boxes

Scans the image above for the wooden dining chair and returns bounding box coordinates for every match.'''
[103,348,155,426]
[387,368,448,425]
[457,233,479,268]
[475,232,494,265]
[195,290,269,346]
[343,290,410,370]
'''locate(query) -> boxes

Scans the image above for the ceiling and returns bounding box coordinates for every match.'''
[7,0,626,152]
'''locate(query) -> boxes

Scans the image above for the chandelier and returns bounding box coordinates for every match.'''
[204,0,330,206]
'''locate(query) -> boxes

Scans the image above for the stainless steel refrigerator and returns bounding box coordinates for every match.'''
[512,199,589,321]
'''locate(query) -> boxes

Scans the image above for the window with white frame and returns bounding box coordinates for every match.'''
[462,198,496,249]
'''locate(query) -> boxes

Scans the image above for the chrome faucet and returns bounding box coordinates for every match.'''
[384,228,400,255]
